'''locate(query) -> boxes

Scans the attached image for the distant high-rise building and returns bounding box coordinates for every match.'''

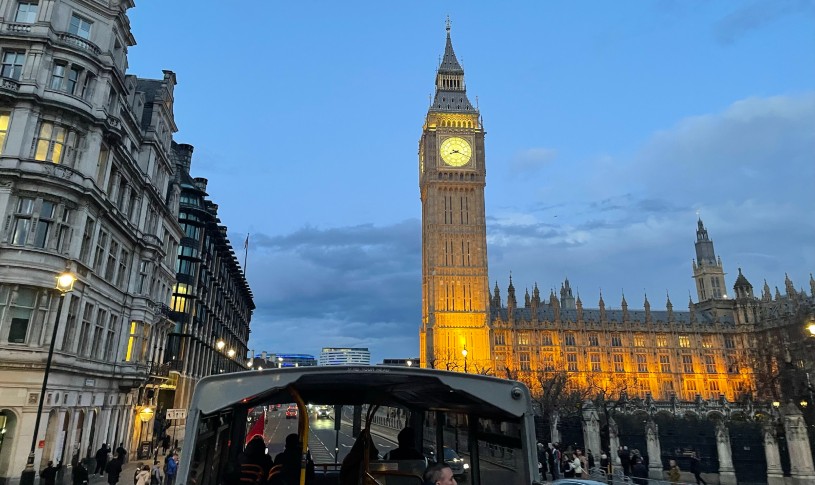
[319,347,371,366]
[253,353,316,368]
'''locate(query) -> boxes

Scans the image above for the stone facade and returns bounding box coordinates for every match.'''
[0,0,182,480]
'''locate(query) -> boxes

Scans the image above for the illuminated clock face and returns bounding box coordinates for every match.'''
[440,137,472,167]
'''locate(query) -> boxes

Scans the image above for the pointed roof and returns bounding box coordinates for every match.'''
[439,17,464,74]
[733,268,752,289]
[430,18,476,114]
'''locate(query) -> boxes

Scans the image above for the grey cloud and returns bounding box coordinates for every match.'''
[508,147,558,175]
[714,0,815,44]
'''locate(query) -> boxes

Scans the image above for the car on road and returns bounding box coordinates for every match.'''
[315,407,330,419]
[285,405,297,419]
[424,446,469,479]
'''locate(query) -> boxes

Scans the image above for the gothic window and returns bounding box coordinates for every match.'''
[637,379,650,395]
[541,352,554,371]
[590,353,601,372]
[636,354,648,373]
[588,334,599,346]
[633,334,646,347]
[540,332,553,346]
[517,332,530,346]
[704,354,716,373]
[566,352,578,372]
[494,332,505,346]
[724,335,735,349]
[564,332,576,346]
[519,352,530,371]
[678,335,691,348]
[611,334,622,347]
[659,354,671,373]
[656,334,668,347]
[613,353,624,372]
[702,335,714,348]
[682,354,694,373]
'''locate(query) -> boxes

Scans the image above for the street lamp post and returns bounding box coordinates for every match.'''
[462,347,468,373]
[20,272,75,485]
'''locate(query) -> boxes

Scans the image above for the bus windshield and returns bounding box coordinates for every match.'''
[176,366,539,485]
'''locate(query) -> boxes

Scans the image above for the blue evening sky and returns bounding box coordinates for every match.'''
[127,1,815,364]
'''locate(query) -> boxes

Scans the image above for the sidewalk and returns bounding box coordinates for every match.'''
[88,460,142,485]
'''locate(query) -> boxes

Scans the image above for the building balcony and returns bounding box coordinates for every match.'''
[0,77,20,93]
[5,22,32,33]
[56,32,102,56]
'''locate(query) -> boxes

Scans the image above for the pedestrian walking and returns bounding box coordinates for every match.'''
[41,461,62,485]
[164,453,178,485]
[150,460,164,485]
[135,465,151,485]
[668,459,681,484]
[73,460,89,485]
[690,451,707,485]
[105,454,123,485]
[95,444,110,476]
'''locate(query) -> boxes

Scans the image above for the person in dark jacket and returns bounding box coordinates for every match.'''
[95,444,109,476]
[74,460,90,485]
[236,435,272,485]
[631,455,648,485]
[690,452,707,485]
[618,446,631,476]
[41,461,61,485]
[116,444,127,463]
[383,428,424,460]
[274,433,314,485]
[105,453,123,485]
[339,430,377,485]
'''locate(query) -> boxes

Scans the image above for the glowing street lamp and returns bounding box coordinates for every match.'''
[462,347,468,373]
[21,271,76,485]
[216,339,225,351]
[227,349,236,358]
[277,357,284,368]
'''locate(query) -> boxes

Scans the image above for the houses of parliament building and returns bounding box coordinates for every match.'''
[419,22,815,406]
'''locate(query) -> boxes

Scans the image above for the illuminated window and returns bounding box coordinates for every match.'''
[702,336,714,349]
[68,13,92,39]
[590,353,601,372]
[0,112,10,155]
[685,379,697,391]
[541,332,553,346]
[656,334,668,347]
[633,335,646,347]
[34,121,80,166]
[708,380,720,391]
[1,50,26,80]
[588,334,599,346]
[636,354,648,373]
[682,354,694,373]
[15,2,38,23]
[613,353,625,372]
[726,355,738,374]
[564,332,576,346]
[541,352,554,371]
[659,354,671,373]
[566,352,578,371]
[517,332,530,345]
[611,334,622,347]
[704,354,716,373]
[519,352,530,371]
[171,283,191,312]
[679,335,691,348]
[125,320,137,361]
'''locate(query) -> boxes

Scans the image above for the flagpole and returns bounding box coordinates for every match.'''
[243,233,249,276]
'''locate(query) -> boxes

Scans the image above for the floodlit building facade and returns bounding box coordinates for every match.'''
[318,348,370,366]
[0,0,182,479]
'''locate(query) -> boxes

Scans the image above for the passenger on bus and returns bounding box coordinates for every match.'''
[237,435,273,485]
[340,430,378,485]
[273,433,314,485]
[422,462,456,485]
[383,428,424,461]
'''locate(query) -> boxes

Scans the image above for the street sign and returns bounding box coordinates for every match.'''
[166,408,187,420]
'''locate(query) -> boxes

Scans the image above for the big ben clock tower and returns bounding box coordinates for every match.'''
[419,20,491,372]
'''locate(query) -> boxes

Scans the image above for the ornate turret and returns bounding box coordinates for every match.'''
[733,268,754,299]
[692,218,727,301]
[688,293,697,323]
[492,281,501,308]
[621,292,629,322]
[644,293,651,323]
[666,292,674,322]
[576,293,584,322]
[599,291,607,323]
[775,287,782,300]
[560,278,576,310]
[762,280,772,301]
[531,283,540,313]
[524,288,530,308]
[784,273,795,297]
[507,276,517,316]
